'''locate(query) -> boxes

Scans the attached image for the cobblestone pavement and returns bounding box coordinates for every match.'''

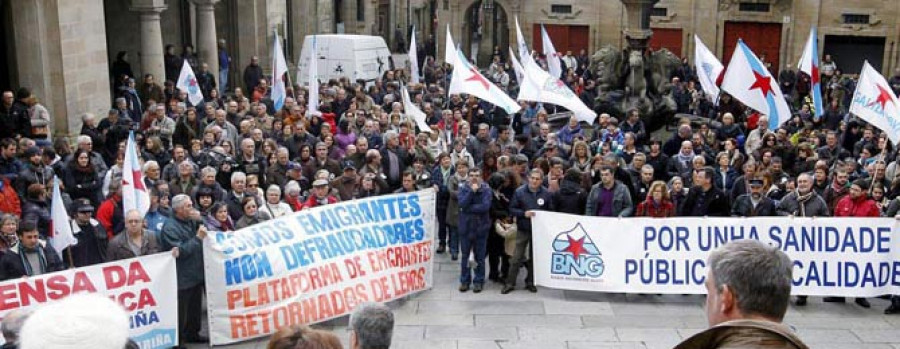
[192,252,900,349]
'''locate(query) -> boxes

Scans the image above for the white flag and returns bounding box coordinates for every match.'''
[541,25,563,78]
[175,59,204,105]
[122,131,150,217]
[444,25,456,66]
[49,177,77,258]
[449,49,521,114]
[307,36,320,115]
[693,35,724,101]
[514,17,537,67]
[849,61,900,145]
[518,53,596,124]
[798,27,824,121]
[272,30,289,111]
[401,86,432,133]
[409,26,420,84]
[508,47,525,86]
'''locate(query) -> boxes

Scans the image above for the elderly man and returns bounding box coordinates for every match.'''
[159,194,208,345]
[675,240,808,349]
[108,209,163,261]
[777,172,830,307]
[349,303,394,349]
[148,105,175,147]
[303,179,339,209]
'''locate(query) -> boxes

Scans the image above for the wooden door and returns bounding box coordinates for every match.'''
[532,24,590,54]
[723,21,782,74]
[649,28,683,57]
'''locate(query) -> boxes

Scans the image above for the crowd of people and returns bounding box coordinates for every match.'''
[0,37,896,347]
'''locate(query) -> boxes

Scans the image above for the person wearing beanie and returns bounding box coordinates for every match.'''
[19,294,129,349]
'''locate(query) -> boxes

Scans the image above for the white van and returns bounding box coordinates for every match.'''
[296,34,393,85]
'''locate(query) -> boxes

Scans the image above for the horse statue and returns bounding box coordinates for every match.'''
[648,48,683,96]
[589,45,625,93]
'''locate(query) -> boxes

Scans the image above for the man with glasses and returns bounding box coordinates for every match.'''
[108,209,163,261]
[502,169,555,294]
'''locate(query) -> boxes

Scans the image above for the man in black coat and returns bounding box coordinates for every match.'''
[679,167,730,216]
[731,179,777,217]
[0,220,64,281]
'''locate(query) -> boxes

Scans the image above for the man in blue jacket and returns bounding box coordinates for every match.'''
[159,194,208,346]
[502,169,555,294]
[457,168,492,293]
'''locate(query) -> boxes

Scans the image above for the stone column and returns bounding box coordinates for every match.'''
[131,1,167,82]
[193,0,220,74]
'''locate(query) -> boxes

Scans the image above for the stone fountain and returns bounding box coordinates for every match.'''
[589,0,682,128]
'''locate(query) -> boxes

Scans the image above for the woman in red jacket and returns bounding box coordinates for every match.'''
[636,181,676,217]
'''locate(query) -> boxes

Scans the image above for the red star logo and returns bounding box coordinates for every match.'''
[465,67,490,90]
[810,63,820,85]
[123,170,146,191]
[748,70,773,98]
[868,84,895,111]
[564,235,587,258]
[189,78,198,87]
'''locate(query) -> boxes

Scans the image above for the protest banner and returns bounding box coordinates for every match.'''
[0,253,178,349]
[203,190,436,345]
[533,212,900,297]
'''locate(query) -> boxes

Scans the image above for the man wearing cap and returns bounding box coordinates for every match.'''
[332,160,361,201]
[829,179,880,308]
[68,198,108,267]
[304,179,339,209]
[730,178,777,217]
[15,146,53,199]
[108,209,163,261]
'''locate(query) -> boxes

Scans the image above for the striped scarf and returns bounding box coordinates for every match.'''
[18,242,47,276]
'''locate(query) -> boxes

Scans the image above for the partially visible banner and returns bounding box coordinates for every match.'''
[0,253,178,349]
[532,212,900,297]
[204,191,436,345]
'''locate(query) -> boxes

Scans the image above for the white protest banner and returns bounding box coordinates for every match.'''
[203,190,436,345]
[532,212,900,297]
[0,253,178,349]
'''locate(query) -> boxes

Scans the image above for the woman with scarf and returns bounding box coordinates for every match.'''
[64,149,103,206]
[172,108,202,149]
[283,181,304,212]
[636,181,676,217]
[204,202,235,232]
[235,196,271,230]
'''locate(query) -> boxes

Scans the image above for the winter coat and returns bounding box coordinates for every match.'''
[63,166,103,206]
[509,184,555,233]
[457,182,492,238]
[834,195,881,217]
[635,198,676,217]
[585,181,634,217]
[776,191,830,217]
[679,186,730,217]
[159,216,205,289]
[107,230,161,261]
[553,179,588,215]
[446,175,464,227]
[0,241,64,281]
[730,195,778,217]
[675,319,809,349]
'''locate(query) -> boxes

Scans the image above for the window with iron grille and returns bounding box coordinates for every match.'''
[651,7,668,17]
[842,14,870,24]
[550,4,573,14]
[738,2,770,12]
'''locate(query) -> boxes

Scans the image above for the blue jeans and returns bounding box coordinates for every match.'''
[219,69,229,94]
[459,232,487,286]
[447,226,460,257]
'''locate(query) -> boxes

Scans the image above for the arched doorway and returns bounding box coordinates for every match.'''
[462,0,508,67]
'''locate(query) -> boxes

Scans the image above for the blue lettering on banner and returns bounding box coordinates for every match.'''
[224,251,274,286]
[792,260,900,288]
[625,255,706,285]
[769,226,892,253]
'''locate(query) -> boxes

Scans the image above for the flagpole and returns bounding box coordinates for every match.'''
[66,248,74,269]
[280,25,296,98]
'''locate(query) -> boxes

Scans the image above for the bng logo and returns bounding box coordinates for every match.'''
[551,223,604,277]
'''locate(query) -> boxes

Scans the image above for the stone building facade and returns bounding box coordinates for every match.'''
[0,0,898,136]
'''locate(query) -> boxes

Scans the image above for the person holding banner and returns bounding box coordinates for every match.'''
[503,169,555,294]
[0,220,63,281]
[777,172,831,307]
[826,179,880,308]
[159,194,208,345]
[674,240,809,349]
[457,167,492,293]
[107,209,162,261]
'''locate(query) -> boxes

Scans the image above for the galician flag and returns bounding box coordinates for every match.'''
[401,86,432,133]
[541,25,563,78]
[176,59,204,105]
[693,35,724,102]
[444,25,456,66]
[518,49,596,124]
[798,27,824,121]
[409,26,420,84]
[271,30,289,112]
[49,177,77,259]
[721,39,791,130]
[849,61,900,145]
[448,49,521,114]
[306,35,320,115]
[122,131,150,217]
